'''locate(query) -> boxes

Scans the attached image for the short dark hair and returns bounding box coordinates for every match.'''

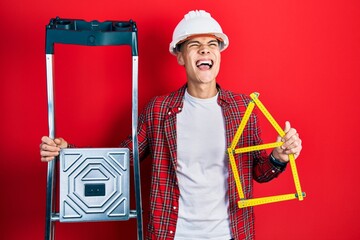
[175,43,183,53]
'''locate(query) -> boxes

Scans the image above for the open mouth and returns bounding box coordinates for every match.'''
[196,60,213,70]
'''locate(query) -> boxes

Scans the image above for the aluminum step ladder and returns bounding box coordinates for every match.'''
[44,17,143,240]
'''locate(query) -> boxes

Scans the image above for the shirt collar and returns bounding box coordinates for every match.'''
[168,83,231,110]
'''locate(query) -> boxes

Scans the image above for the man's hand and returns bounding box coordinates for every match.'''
[40,136,68,162]
[272,121,302,163]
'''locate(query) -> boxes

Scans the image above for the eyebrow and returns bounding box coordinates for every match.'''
[186,39,219,45]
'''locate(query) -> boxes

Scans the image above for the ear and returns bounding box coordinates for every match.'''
[176,52,185,66]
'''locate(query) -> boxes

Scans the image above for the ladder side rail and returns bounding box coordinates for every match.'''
[45,54,57,240]
[131,30,143,240]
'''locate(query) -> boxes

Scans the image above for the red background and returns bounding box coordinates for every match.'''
[1,0,359,239]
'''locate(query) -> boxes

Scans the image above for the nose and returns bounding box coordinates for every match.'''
[199,44,210,54]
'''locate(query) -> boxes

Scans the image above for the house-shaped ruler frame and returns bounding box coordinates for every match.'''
[227,92,306,208]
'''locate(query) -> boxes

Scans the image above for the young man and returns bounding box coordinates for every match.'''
[41,10,302,240]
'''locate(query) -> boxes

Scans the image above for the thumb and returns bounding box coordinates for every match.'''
[54,138,62,145]
[277,121,291,142]
[54,138,67,148]
[284,121,291,134]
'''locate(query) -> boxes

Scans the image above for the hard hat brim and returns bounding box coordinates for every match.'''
[169,33,229,55]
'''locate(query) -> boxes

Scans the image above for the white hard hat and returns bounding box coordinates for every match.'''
[169,10,229,55]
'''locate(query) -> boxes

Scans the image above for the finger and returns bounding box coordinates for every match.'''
[40,153,58,162]
[41,156,56,162]
[55,137,69,149]
[40,148,60,157]
[286,139,301,150]
[41,136,56,146]
[54,138,63,147]
[284,130,298,143]
[284,145,302,157]
[41,156,51,162]
[40,142,60,152]
[282,132,300,150]
[284,138,302,155]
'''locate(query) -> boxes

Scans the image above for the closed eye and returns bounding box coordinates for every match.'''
[186,40,220,49]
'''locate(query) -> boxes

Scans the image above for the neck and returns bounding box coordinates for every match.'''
[186,81,218,99]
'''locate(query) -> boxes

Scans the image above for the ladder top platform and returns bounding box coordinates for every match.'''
[45,17,138,55]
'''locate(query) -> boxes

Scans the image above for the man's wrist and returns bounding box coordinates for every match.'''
[270,152,287,170]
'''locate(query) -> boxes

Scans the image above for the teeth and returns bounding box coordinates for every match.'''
[196,60,213,67]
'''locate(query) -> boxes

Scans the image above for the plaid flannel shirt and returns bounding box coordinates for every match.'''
[120,84,285,240]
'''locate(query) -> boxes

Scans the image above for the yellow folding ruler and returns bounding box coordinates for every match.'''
[227,92,305,208]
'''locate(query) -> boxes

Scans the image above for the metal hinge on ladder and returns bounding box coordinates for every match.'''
[44,17,143,240]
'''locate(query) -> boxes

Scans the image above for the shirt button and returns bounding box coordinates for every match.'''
[272,170,276,173]
[170,230,174,234]
[173,206,177,210]
[178,107,182,111]
[168,111,172,115]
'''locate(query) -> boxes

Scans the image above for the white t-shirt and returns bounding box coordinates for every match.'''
[175,90,232,240]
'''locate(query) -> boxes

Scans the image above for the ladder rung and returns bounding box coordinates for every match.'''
[51,213,59,221]
[129,210,138,218]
